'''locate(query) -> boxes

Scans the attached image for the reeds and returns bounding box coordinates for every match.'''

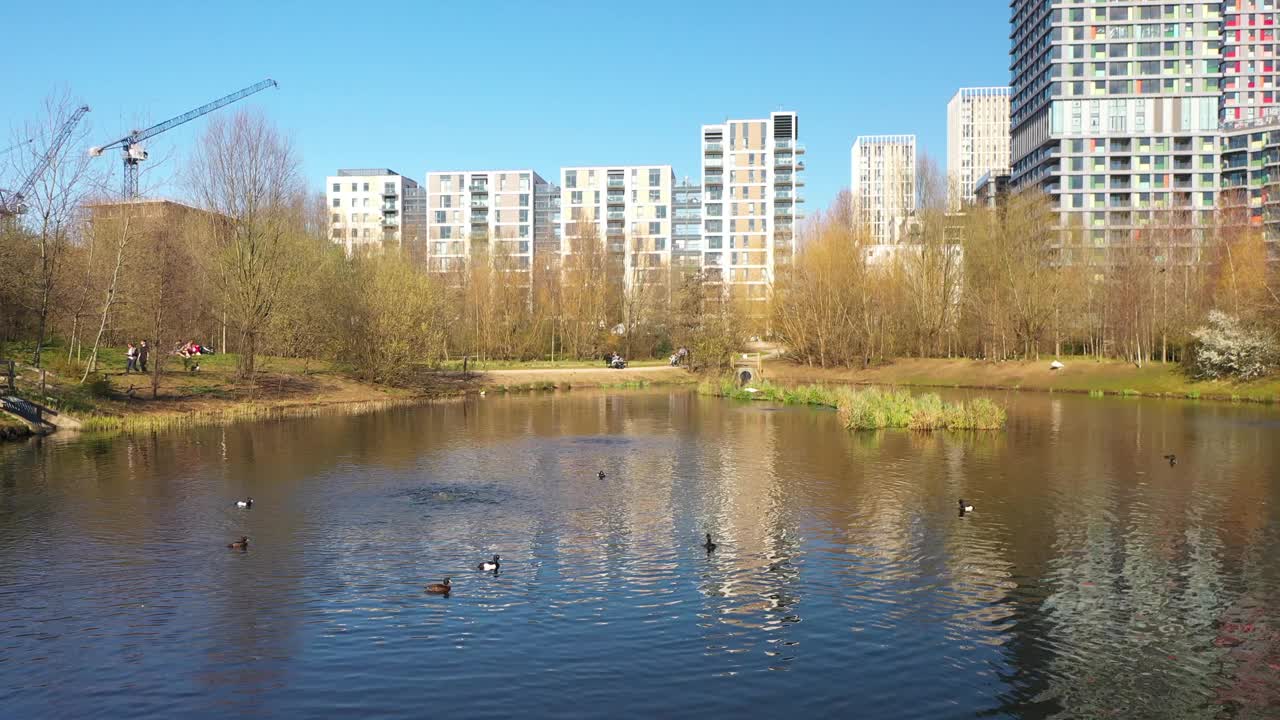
[699,379,1006,431]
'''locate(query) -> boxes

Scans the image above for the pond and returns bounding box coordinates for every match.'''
[2,389,1279,718]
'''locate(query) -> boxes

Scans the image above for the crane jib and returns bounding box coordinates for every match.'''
[89,78,278,198]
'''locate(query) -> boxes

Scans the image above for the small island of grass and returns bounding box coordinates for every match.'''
[698,379,1007,431]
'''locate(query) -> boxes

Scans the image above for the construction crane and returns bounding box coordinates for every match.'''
[90,79,278,198]
[0,105,91,217]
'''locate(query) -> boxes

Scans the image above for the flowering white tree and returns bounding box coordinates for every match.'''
[1189,311,1276,381]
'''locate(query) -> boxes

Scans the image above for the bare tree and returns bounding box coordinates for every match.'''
[185,111,303,380]
[9,92,97,367]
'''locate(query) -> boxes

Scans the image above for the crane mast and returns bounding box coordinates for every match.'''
[90,79,277,198]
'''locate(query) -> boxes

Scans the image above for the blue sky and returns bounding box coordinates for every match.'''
[3,0,1009,211]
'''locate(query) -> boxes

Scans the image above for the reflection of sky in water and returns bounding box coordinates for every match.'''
[0,390,1278,718]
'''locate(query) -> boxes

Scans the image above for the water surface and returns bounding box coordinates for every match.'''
[2,389,1279,718]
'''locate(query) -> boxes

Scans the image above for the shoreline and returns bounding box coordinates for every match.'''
[2,363,694,442]
[8,356,1275,444]
[762,357,1280,405]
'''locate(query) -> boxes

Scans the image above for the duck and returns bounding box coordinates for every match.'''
[425,577,452,594]
[703,533,717,552]
[227,536,249,550]
[1163,454,1177,466]
[477,554,500,572]
[236,497,254,509]
[598,470,607,480]
[958,499,974,513]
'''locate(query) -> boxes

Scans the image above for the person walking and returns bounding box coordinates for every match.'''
[125,343,137,374]
[138,340,150,373]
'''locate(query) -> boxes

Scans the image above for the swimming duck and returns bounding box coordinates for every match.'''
[227,536,249,550]
[425,578,452,594]
[477,554,500,572]
[958,499,974,513]
[703,533,717,552]
[236,498,253,509]
[1163,454,1177,466]
[598,470,607,479]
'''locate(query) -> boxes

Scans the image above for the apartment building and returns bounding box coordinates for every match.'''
[533,182,561,266]
[325,169,423,255]
[424,169,548,273]
[672,179,703,274]
[947,87,1012,209]
[559,165,674,289]
[850,135,917,244]
[1009,1,1229,259]
[700,111,803,313]
[1220,1,1280,124]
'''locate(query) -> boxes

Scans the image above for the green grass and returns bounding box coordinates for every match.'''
[782,357,1280,404]
[698,379,1006,431]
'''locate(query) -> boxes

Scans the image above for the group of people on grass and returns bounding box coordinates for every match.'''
[124,340,212,374]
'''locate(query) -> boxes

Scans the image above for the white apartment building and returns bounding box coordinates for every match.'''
[851,135,917,244]
[325,169,423,255]
[425,169,548,273]
[946,87,1011,210]
[701,111,803,312]
[559,165,674,289]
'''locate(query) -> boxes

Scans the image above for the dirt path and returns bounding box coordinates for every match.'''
[477,365,690,387]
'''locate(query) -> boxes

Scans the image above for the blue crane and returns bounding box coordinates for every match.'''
[90,79,278,198]
[0,105,91,217]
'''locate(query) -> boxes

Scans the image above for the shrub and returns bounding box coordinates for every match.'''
[1189,310,1277,381]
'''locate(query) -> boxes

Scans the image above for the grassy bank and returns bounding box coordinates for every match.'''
[698,378,1006,431]
[765,357,1280,403]
[0,341,472,439]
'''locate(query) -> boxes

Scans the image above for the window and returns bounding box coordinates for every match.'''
[649,221,660,235]
[656,206,667,219]
[331,182,340,192]
[363,183,369,191]
[571,190,583,204]
[351,183,357,191]
[648,168,660,186]
[441,196,452,208]
[434,211,446,223]
[441,227,452,239]
[332,198,340,208]
[331,213,339,223]
[649,189,660,202]
[565,170,577,189]
[519,193,529,207]
[519,210,529,222]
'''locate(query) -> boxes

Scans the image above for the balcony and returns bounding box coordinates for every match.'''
[607,178,624,189]
[704,158,723,169]
[381,216,399,227]
[606,210,625,220]
[774,158,794,170]
[382,188,398,198]
[774,141,792,154]
[775,173,793,185]
[470,199,488,208]
[469,185,489,194]
[607,193,625,205]
[704,173,723,186]
[704,142,723,155]
[775,191,794,203]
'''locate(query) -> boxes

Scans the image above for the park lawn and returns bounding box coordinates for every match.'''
[765,357,1280,403]
[2,340,422,432]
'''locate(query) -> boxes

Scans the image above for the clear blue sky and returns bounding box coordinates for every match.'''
[3,0,1009,211]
